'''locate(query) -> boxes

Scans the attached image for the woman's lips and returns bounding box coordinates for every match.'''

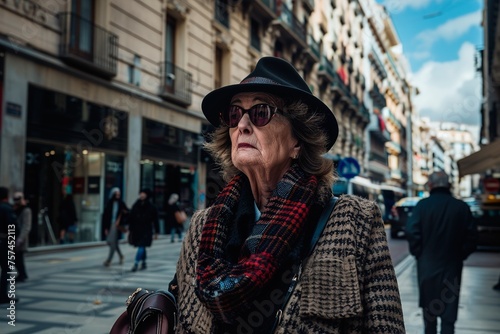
[238,143,254,149]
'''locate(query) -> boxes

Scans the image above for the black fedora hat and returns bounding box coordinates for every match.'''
[201,56,339,150]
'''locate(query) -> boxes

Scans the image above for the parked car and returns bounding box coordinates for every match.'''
[469,195,500,247]
[388,197,422,239]
[462,197,483,218]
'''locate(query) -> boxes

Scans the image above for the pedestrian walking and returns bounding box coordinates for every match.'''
[127,189,159,272]
[0,186,18,304]
[102,187,128,267]
[13,192,31,282]
[168,56,404,333]
[406,171,478,334]
[166,193,184,243]
[58,192,78,244]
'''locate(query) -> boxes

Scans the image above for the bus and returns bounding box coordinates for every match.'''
[333,176,406,223]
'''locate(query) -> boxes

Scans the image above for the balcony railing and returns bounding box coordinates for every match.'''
[369,83,386,108]
[318,56,335,83]
[59,12,118,78]
[304,0,315,12]
[369,151,388,165]
[331,72,351,100]
[215,0,230,28]
[359,103,370,122]
[245,0,277,23]
[309,35,321,59]
[274,3,307,47]
[302,34,320,64]
[160,61,193,106]
[368,49,387,79]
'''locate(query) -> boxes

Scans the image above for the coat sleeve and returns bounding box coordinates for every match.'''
[359,200,405,332]
[406,203,422,258]
[461,204,478,260]
[18,208,32,243]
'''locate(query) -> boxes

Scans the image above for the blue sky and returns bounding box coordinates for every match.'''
[377,0,484,129]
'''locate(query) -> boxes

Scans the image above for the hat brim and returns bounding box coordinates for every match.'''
[201,83,338,150]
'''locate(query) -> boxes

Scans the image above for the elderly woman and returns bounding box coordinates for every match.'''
[170,57,404,333]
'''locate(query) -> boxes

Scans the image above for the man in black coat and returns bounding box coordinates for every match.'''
[127,189,159,272]
[406,171,478,334]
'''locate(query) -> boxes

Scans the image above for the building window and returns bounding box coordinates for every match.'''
[70,0,95,59]
[215,47,223,89]
[128,55,141,86]
[215,0,230,28]
[165,16,177,93]
[250,18,261,51]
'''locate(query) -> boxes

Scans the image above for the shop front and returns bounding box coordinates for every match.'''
[140,118,200,234]
[25,85,128,247]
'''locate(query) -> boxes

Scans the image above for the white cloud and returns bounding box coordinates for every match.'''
[412,42,482,126]
[381,0,443,13]
[416,10,482,49]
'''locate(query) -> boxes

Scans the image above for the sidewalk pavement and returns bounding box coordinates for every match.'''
[397,250,500,334]
[4,236,183,334]
[3,236,500,333]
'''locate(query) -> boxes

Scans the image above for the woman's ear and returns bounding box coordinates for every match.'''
[292,144,300,160]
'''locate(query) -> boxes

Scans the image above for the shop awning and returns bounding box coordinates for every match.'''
[457,139,500,177]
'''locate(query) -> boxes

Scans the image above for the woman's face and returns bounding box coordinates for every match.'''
[228,92,299,180]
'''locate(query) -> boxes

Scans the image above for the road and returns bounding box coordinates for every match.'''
[2,229,409,334]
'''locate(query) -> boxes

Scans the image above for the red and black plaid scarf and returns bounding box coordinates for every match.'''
[195,164,318,323]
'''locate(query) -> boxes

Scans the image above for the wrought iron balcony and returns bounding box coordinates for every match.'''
[369,113,391,143]
[369,83,386,109]
[304,0,315,12]
[273,3,307,48]
[160,61,193,106]
[331,72,351,101]
[369,151,388,165]
[244,0,277,23]
[318,56,336,84]
[302,34,320,64]
[359,103,370,122]
[215,0,230,28]
[58,12,118,78]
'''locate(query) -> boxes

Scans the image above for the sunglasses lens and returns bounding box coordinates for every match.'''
[249,104,272,127]
[226,105,243,127]
[223,104,275,127]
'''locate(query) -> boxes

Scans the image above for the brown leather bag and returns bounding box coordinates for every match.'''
[175,210,187,224]
[110,288,177,334]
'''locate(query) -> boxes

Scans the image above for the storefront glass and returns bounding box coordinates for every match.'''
[25,85,127,247]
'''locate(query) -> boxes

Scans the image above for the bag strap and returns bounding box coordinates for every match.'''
[307,195,338,256]
[272,195,338,331]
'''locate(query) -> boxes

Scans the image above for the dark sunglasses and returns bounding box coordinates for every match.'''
[220,104,282,128]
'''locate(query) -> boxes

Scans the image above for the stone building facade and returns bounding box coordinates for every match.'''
[0,0,416,246]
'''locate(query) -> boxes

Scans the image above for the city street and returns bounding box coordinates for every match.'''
[2,229,500,333]
[2,229,409,334]
[3,236,182,334]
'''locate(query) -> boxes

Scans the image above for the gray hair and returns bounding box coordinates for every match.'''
[428,171,450,189]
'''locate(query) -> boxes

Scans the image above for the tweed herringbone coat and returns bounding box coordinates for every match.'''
[173,195,405,333]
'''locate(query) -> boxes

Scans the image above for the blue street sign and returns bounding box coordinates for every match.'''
[338,157,360,179]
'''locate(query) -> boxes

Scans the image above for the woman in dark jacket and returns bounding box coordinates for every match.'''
[102,187,128,266]
[127,189,159,272]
